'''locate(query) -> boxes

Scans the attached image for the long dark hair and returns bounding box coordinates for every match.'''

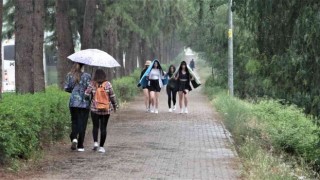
[176,61,190,80]
[70,63,84,84]
[93,69,107,85]
[178,61,189,74]
[152,60,164,75]
[167,65,176,78]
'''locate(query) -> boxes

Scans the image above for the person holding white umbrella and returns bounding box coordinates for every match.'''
[65,49,121,152]
[64,63,91,152]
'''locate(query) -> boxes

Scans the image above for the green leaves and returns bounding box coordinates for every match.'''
[0,86,70,164]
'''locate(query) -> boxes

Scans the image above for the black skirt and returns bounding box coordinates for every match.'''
[148,79,161,92]
[178,81,192,92]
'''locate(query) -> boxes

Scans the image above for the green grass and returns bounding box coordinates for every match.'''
[197,57,319,179]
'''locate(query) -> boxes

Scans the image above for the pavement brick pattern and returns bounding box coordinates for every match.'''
[34,87,240,180]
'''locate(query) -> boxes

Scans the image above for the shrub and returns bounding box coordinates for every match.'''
[0,86,70,165]
[112,76,139,103]
[253,100,320,163]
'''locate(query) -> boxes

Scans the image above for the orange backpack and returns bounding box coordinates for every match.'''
[94,81,110,110]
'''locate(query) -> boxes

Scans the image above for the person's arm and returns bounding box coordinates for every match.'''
[175,72,179,80]
[107,82,118,112]
[84,81,93,100]
[140,70,145,79]
[64,73,73,93]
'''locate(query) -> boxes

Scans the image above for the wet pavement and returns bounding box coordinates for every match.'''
[32,87,240,180]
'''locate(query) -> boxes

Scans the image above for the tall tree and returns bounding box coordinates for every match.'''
[0,0,2,99]
[33,0,45,92]
[81,0,97,49]
[15,0,34,93]
[56,0,74,88]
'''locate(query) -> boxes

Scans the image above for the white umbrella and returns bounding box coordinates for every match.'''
[67,49,121,68]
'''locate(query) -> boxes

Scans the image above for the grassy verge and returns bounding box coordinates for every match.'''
[200,60,319,179]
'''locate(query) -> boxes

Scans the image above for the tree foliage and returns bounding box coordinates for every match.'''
[180,0,320,118]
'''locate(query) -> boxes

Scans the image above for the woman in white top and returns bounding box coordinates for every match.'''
[147,60,166,113]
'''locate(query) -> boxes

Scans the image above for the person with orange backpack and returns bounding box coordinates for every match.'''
[85,69,118,153]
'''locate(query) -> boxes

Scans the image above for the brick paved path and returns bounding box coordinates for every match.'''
[33,87,240,180]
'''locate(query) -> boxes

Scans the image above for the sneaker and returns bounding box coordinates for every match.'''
[155,109,159,114]
[184,108,188,114]
[146,108,150,112]
[180,109,183,114]
[71,139,77,150]
[93,142,99,151]
[169,108,172,112]
[173,105,176,111]
[77,148,85,152]
[98,147,106,153]
[150,109,155,113]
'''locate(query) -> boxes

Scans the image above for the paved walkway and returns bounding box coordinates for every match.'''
[32,87,240,180]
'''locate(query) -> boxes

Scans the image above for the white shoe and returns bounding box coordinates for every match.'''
[180,109,183,114]
[173,105,176,111]
[150,109,155,113]
[184,108,188,114]
[146,108,150,113]
[93,142,99,151]
[77,148,85,152]
[155,109,159,114]
[71,139,78,150]
[169,108,172,112]
[98,147,106,153]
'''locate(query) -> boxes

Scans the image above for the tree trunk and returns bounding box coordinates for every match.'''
[0,0,2,99]
[33,0,45,92]
[15,0,34,94]
[56,0,74,88]
[81,0,96,49]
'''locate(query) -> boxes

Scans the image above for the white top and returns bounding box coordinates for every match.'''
[149,69,161,80]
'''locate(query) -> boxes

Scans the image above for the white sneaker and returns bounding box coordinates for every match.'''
[169,108,172,112]
[150,109,155,113]
[71,139,78,150]
[93,142,99,151]
[77,148,85,152]
[173,105,176,111]
[184,108,188,114]
[155,109,159,114]
[180,109,183,114]
[98,147,106,153]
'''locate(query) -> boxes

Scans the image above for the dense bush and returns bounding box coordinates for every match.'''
[112,69,140,103]
[0,86,70,164]
[253,100,320,163]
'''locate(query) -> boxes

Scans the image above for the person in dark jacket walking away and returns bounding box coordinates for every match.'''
[64,63,91,152]
[189,59,195,71]
[166,65,177,112]
[85,69,117,153]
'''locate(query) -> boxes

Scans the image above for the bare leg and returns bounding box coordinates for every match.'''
[184,90,189,108]
[150,91,155,108]
[148,91,151,108]
[155,92,159,109]
[143,89,149,109]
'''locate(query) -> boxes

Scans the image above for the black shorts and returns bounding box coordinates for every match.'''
[148,79,161,92]
[178,81,192,92]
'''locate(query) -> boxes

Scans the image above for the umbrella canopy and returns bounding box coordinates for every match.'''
[67,49,121,68]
